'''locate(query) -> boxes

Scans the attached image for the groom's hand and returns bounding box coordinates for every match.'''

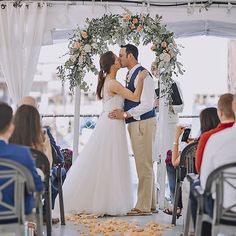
[108,109,125,120]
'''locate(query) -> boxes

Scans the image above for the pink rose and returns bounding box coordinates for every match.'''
[132,18,138,24]
[161,41,167,48]
[73,42,81,49]
[151,45,156,51]
[137,26,142,32]
[81,31,88,39]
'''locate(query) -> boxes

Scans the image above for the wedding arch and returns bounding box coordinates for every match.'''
[57,13,184,104]
[57,12,184,208]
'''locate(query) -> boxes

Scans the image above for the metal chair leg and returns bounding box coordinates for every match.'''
[35,193,44,236]
[195,200,203,236]
[45,180,52,236]
[183,198,191,236]
[57,167,65,225]
[172,181,181,225]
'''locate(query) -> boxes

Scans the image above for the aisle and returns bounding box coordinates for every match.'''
[52,210,183,235]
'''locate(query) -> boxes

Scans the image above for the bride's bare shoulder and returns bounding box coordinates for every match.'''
[106,79,122,88]
[105,79,122,96]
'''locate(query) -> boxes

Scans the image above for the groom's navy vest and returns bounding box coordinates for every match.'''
[124,66,156,124]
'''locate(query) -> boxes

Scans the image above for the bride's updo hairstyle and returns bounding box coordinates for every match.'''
[96,51,115,100]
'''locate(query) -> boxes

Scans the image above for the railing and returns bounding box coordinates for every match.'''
[42,114,199,118]
[42,114,99,118]
[41,114,200,151]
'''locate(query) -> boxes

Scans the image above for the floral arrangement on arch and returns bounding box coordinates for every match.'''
[57,13,184,107]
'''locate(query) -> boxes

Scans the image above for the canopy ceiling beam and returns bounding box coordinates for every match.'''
[1,0,236,8]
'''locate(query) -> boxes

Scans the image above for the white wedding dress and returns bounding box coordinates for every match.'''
[54,85,133,216]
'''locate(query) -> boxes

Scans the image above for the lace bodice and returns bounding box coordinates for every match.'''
[102,82,124,112]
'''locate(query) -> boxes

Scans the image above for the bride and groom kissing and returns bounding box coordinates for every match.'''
[54,44,157,216]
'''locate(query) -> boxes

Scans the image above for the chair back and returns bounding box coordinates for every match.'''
[0,158,35,223]
[30,148,52,236]
[205,162,236,225]
[30,148,50,181]
[172,141,198,225]
[178,141,198,181]
[51,145,59,166]
[51,146,66,225]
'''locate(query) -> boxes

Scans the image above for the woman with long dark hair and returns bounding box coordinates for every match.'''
[54,51,147,216]
[10,104,52,167]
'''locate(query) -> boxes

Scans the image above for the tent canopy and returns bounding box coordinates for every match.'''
[37,0,236,44]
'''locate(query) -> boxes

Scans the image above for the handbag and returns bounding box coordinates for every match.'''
[155,82,183,105]
[165,149,173,166]
[171,82,183,105]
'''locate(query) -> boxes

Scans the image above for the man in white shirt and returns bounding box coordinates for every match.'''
[109,44,157,215]
[199,94,236,210]
[190,93,236,235]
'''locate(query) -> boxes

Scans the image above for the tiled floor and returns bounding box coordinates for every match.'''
[52,210,184,235]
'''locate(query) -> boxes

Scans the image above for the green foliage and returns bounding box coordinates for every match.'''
[56,13,184,108]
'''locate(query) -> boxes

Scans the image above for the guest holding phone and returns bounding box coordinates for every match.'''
[163,107,220,217]
[163,125,190,217]
[172,107,220,167]
[171,125,192,167]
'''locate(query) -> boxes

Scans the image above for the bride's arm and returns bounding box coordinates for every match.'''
[109,70,147,102]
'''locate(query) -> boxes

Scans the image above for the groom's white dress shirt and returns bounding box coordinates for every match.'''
[126,64,156,121]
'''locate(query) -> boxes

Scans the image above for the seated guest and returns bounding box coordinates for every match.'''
[18,96,66,209]
[172,107,220,167]
[164,107,220,217]
[0,102,43,220]
[190,93,236,235]
[18,96,64,165]
[195,93,235,173]
[18,96,64,164]
[10,105,53,167]
[10,104,61,224]
[18,96,38,109]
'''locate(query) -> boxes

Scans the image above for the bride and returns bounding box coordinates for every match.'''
[54,51,147,216]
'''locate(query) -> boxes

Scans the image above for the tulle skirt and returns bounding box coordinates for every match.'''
[54,112,133,216]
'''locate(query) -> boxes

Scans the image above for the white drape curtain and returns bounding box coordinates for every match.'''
[0,2,47,105]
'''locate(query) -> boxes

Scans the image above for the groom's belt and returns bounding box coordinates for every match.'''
[125,108,156,124]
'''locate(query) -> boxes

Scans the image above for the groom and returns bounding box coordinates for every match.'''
[109,44,157,215]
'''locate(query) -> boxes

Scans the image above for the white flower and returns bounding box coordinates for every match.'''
[78,56,84,65]
[84,44,91,53]
[118,17,123,25]
[169,49,176,59]
[151,45,156,51]
[161,41,167,48]
[70,55,77,63]
[91,43,98,49]
[81,50,86,56]
[160,52,171,62]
